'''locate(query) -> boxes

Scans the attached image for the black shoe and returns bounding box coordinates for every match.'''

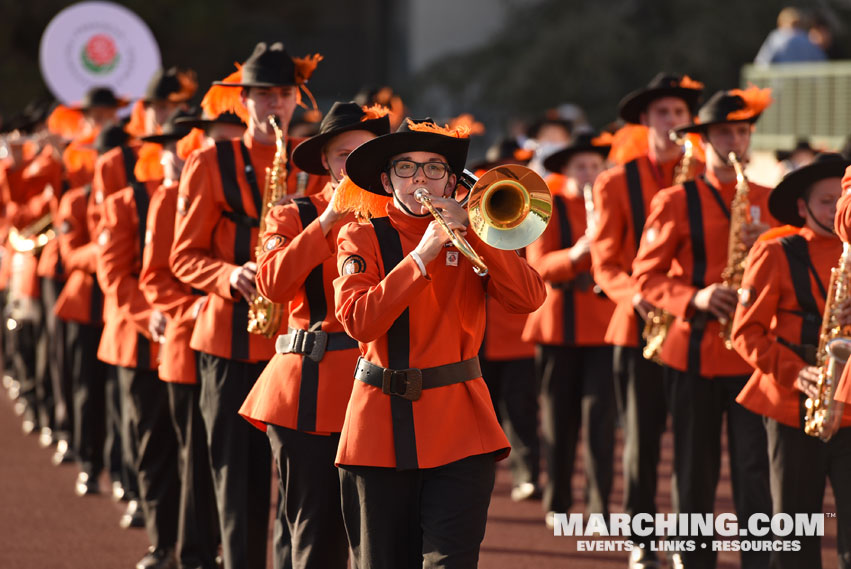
[135,547,176,569]
[38,427,54,448]
[120,500,145,529]
[74,472,101,496]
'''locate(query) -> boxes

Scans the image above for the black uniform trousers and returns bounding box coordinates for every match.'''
[10,316,43,428]
[66,321,107,477]
[105,362,133,493]
[765,419,851,569]
[40,277,71,441]
[538,344,615,515]
[480,357,540,489]
[266,426,348,569]
[197,352,275,569]
[117,365,180,551]
[339,453,496,569]
[612,344,668,545]
[167,380,220,569]
[667,370,771,569]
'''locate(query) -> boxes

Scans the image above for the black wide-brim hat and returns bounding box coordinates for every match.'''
[94,124,130,154]
[768,153,850,226]
[72,87,130,111]
[543,133,611,173]
[173,111,245,131]
[674,88,768,135]
[140,108,199,144]
[345,117,471,195]
[144,67,197,103]
[292,102,391,175]
[213,42,297,88]
[618,73,703,125]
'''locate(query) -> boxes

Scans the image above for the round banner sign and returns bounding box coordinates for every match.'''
[39,1,161,105]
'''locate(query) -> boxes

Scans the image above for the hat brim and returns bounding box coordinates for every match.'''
[542,145,611,173]
[292,116,391,175]
[346,131,470,195]
[71,98,131,112]
[673,116,758,136]
[173,116,245,130]
[140,132,185,144]
[210,81,296,88]
[618,87,701,124]
[768,160,849,226]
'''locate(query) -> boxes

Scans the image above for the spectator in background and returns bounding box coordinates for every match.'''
[810,12,846,60]
[526,116,572,176]
[775,138,817,177]
[755,7,826,65]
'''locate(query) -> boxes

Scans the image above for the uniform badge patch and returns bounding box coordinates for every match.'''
[739,287,755,308]
[97,229,110,246]
[59,220,71,235]
[342,254,366,275]
[177,195,188,216]
[446,251,459,267]
[263,234,285,251]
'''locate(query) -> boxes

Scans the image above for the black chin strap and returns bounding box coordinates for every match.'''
[804,200,835,235]
[388,177,430,218]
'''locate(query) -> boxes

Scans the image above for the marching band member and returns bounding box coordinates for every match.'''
[333,118,545,567]
[632,86,776,569]
[733,153,851,569]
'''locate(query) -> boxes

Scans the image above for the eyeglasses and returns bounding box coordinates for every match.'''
[389,159,450,180]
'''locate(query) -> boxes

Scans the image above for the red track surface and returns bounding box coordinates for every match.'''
[0,393,839,568]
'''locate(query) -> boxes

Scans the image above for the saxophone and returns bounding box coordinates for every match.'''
[641,135,696,363]
[719,152,752,349]
[246,115,286,338]
[804,242,851,441]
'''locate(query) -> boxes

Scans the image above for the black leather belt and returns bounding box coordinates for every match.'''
[275,329,358,362]
[354,356,482,401]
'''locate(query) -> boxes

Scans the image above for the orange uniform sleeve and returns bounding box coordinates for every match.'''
[140,185,199,320]
[524,221,584,285]
[633,189,698,319]
[333,222,431,343]
[256,203,334,305]
[469,233,546,314]
[169,151,239,301]
[97,192,153,338]
[590,171,636,305]
[731,241,807,389]
[834,165,851,241]
[56,189,97,274]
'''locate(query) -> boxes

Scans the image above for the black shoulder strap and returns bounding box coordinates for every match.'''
[370,216,418,470]
[130,182,149,261]
[554,196,576,344]
[237,141,264,218]
[215,140,252,360]
[683,180,707,375]
[294,196,323,432]
[780,235,822,346]
[119,145,137,185]
[624,159,646,250]
[700,175,731,220]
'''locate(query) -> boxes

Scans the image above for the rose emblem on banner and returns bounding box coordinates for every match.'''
[81,34,120,74]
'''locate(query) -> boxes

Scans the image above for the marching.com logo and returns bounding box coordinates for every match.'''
[552,513,824,553]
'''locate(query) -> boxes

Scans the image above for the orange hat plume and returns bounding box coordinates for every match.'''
[608,124,649,165]
[758,224,800,242]
[361,104,390,121]
[125,100,148,138]
[406,118,471,139]
[293,54,322,85]
[201,65,250,124]
[727,85,773,121]
[679,75,704,90]
[448,114,485,136]
[333,175,391,220]
[591,132,615,147]
[47,105,86,139]
[134,142,164,182]
[177,128,207,161]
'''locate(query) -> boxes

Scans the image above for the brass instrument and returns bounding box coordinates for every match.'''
[720,152,752,349]
[582,182,596,237]
[414,164,552,276]
[804,242,851,441]
[8,210,55,254]
[246,116,286,338]
[642,134,698,364]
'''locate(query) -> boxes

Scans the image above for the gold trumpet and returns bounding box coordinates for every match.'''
[413,164,552,276]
